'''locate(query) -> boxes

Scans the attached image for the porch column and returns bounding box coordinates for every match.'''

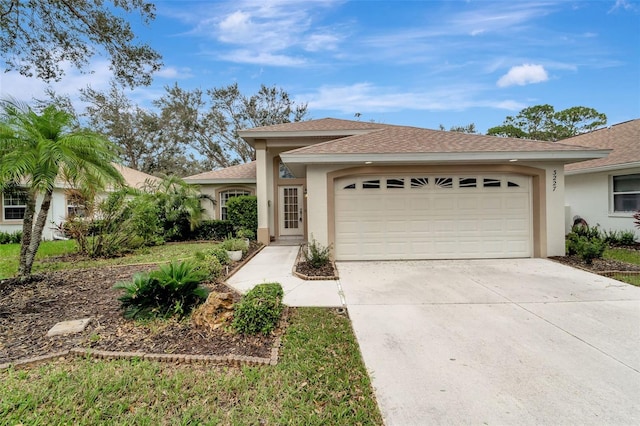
[255,140,270,245]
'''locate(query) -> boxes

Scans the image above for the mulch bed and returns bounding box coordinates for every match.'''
[295,260,338,278]
[0,247,280,365]
[550,254,640,273]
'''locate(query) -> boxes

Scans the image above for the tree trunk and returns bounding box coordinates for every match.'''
[17,193,37,279]
[18,190,53,278]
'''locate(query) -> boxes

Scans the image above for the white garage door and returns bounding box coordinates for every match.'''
[334,174,532,260]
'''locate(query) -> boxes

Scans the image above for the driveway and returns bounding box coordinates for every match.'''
[338,258,640,425]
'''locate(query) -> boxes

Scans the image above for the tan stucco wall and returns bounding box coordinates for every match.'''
[305,162,568,258]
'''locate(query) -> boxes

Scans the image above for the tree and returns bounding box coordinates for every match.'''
[154,83,309,168]
[0,0,162,87]
[487,104,606,141]
[439,123,477,133]
[81,83,201,176]
[0,99,124,278]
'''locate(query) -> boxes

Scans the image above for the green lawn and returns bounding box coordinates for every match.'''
[603,247,640,265]
[0,308,383,425]
[0,241,217,279]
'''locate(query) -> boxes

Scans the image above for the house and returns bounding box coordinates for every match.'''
[561,119,640,234]
[0,164,159,240]
[183,161,256,220]
[242,118,610,260]
[190,118,609,260]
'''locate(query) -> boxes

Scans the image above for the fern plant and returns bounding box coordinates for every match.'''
[114,261,209,319]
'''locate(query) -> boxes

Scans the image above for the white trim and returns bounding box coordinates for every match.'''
[565,162,640,175]
[281,150,610,165]
[610,173,640,214]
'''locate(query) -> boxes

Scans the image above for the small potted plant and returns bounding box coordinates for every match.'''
[221,237,245,261]
[236,228,255,249]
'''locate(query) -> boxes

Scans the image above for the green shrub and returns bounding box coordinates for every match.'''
[236,228,255,240]
[232,283,284,335]
[190,220,234,241]
[600,229,635,247]
[566,225,606,264]
[226,196,257,236]
[303,237,332,268]
[194,254,224,281]
[221,237,247,252]
[114,261,209,319]
[0,230,22,244]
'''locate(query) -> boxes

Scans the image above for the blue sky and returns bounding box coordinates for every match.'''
[1,0,639,133]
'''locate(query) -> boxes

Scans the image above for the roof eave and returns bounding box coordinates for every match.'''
[565,161,640,175]
[240,129,380,145]
[280,150,611,165]
[183,178,256,185]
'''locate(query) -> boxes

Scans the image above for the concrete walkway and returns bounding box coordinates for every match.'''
[226,245,343,307]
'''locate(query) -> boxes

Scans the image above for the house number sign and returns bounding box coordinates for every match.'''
[552,169,557,192]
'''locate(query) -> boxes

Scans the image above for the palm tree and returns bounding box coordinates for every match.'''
[0,99,124,278]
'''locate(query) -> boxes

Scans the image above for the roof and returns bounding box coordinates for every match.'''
[285,126,600,155]
[561,119,640,173]
[184,161,257,184]
[114,163,160,189]
[240,117,391,133]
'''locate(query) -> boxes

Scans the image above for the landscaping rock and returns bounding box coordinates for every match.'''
[47,318,92,337]
[191,292,235,331]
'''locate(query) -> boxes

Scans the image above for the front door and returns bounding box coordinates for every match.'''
[279,185,304,237]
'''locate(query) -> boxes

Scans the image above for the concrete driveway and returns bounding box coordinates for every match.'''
[338,259,640,425]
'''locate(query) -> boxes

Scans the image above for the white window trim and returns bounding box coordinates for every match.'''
[2,190,28,221]
[219,189,251,221]
[610,173,640,216]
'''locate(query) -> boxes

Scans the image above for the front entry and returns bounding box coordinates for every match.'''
[278,185,304,237]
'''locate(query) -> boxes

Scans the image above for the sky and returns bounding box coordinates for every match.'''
[0,0,639,133]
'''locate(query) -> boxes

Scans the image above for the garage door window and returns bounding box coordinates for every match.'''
[410,177,429,188]
[363,179,380,189]
[459,178,477,188]
[612,174,640,212]
[386,178,405,189]
[434,177,453,188]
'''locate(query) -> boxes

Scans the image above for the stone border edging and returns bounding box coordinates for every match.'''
[0,336,282,371]
[292,245,339,281]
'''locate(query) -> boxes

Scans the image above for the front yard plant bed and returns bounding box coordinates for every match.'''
[293,245,339,280]
[0,263,280,366]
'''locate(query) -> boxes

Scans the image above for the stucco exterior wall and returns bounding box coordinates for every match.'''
[305,161,568,258]
[0,188,67,240]
[565,168,640,235]
[196,183,256,220]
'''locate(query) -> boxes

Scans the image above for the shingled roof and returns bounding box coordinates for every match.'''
[114,164,159,188]
[283,126,600,155]
[240,117,391,133]
[561,119,640,173]
[184,161,256,183]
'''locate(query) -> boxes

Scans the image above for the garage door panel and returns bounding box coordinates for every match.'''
[335,174,532,260]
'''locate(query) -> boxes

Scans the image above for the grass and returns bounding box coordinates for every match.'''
[603,247,640,265]
[0,308,383,425]
[608,272,640,286]
[0,241,217,279]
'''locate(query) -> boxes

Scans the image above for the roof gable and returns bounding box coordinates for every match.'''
[240,117,391,133]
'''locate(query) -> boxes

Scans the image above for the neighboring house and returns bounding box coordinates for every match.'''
[0,164,158,240]
[201,117,606,261]
[561,119,640,234]
[184,161,256,220]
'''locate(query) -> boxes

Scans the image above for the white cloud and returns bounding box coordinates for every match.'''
[155,66,193,79]
[219,50,306,67]
[496,64,549,87]
[299,82,526,114]
[609,0,636,13]
[0,60,112,111]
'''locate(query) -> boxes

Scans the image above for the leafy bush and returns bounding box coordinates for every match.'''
[303,237,332,268]
[114,261,209,319]
[194,253,224,281]
[0,230,22,244]
[221,237,247,252]
[603,229,636,246]
[566,225,606,264]
[232,283,284,335]
[236,228,255,240]
[190,220,234,241]
[226,195,257,236]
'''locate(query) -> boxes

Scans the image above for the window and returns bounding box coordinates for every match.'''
[220,189,251,220]
[279,160,295,179]
[483,178,501,188]
[3,189,28,220]
[410,177,429,188]
[66,190,87,218]
[612,174,640,212]
[459,178,477,188]
[434,177,453,188]
[386,178,405,189]
[362,179,380,189]
[343,183,356,190]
